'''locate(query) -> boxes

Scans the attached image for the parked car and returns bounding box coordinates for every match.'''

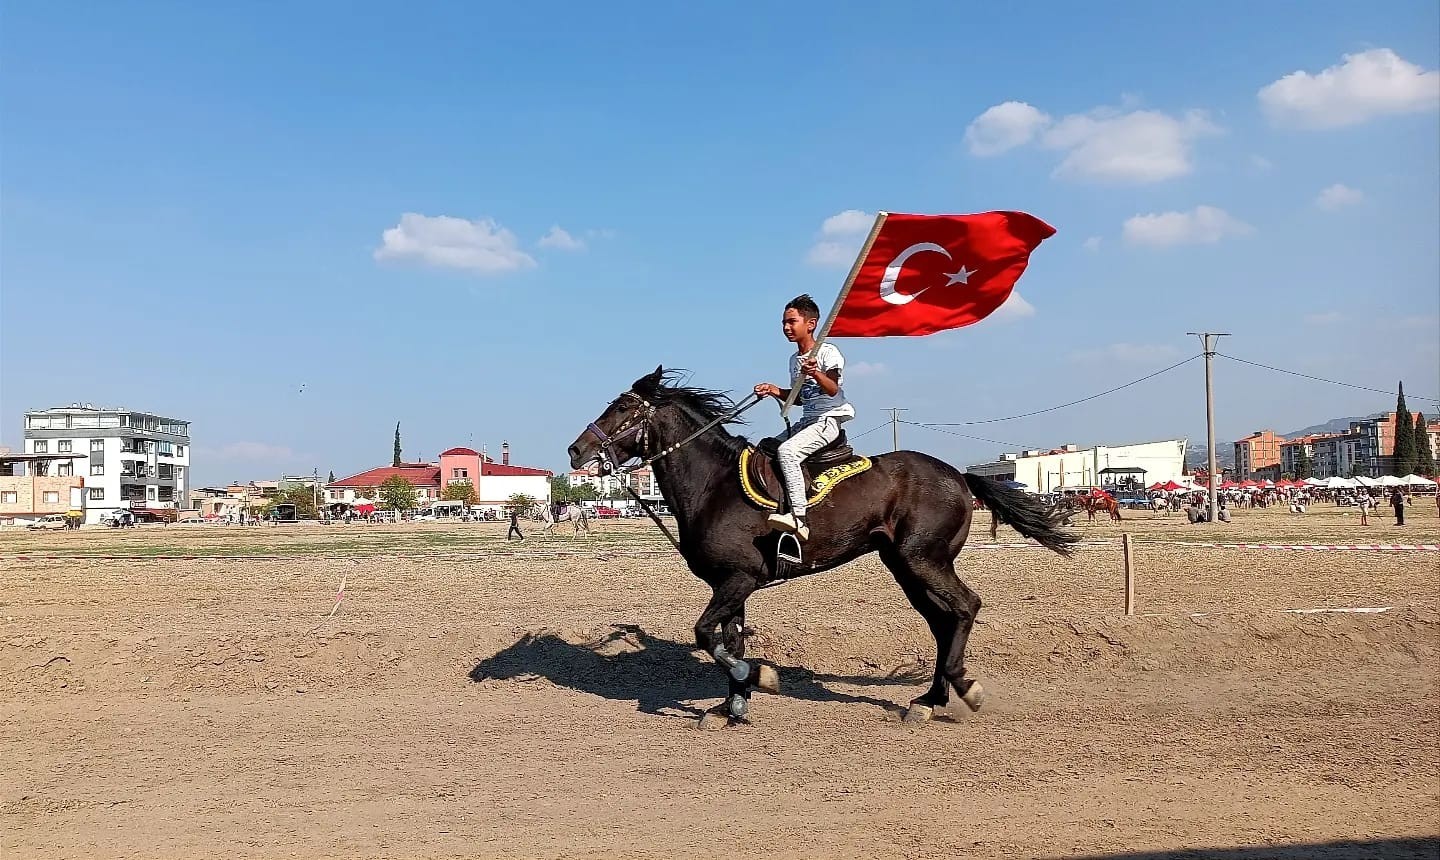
[27,514,69,531]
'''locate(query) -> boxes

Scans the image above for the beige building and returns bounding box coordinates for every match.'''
[0,451,86,525]
[968,439,1189,493]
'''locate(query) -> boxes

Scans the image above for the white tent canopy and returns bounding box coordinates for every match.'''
[351,496,374,505]
[1303,477,1326,487]
[1377,475,1407,487]
[1323,476,1357,489]
[1354,476,1381,487]
[1401,474,1438,487]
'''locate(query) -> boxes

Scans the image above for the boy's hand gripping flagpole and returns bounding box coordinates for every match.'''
[779,211,889,421]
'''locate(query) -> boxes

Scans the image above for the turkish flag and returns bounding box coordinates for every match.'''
[828,211,1055,338]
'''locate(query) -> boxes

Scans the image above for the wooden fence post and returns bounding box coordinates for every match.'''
[1122,532,1135,616]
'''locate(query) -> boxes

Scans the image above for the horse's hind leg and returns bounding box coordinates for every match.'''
[880,546,983,723]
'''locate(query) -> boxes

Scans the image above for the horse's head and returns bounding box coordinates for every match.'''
[567,366,666,472]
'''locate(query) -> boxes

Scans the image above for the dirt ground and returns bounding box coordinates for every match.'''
[2,507,1438,859]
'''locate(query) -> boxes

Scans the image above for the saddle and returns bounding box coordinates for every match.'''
[739,431,873,511]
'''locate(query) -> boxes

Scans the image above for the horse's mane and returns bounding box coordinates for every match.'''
[634,369,750,453]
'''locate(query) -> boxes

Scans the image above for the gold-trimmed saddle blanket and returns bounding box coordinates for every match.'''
[739,447,873,510]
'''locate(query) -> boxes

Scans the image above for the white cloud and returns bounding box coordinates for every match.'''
[203,442,297,461]
[965,100,1219,182]
[1259,48,1440,129]
[1072,343,1182,364]
[1082,236,1103,252]
[537,225,586,251]
[846,361,887,378]
[1303,311,1343,325]
[990,291,1036,322]
[1315,183,1364,211]
[805,209,877,268]
[1121,205,1254,247]
[964,101,1052,155]
[1249,154,1274,171]
[374,213,537,275]
[1041,108,1218,183]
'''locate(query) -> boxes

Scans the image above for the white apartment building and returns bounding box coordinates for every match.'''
[567,465,661,499]
[23,404,191,523]
[968,438,1188,493]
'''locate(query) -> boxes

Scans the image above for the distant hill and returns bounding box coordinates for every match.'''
[1281,413,1385,438]
[1186,441,1235,470]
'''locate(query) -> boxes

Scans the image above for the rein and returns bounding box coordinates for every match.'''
[584,390,766,552]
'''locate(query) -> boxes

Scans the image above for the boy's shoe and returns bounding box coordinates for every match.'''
[766,512,810,541]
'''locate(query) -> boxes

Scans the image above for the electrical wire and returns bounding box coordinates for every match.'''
[1217,353,1440,405]
[924,354,1202,425]
[899,420,1031,450]
[847,421,889,441]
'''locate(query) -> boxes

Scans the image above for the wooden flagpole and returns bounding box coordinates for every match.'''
[781,211,888,419]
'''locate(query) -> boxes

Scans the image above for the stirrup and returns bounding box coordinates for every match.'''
[776,532,803,565]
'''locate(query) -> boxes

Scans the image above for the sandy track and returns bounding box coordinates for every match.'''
[2,516,1438,858]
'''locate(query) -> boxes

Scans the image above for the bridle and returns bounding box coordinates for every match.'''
[584,389,763,476]
[585,392,658,475]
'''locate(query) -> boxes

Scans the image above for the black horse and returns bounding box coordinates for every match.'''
[568,367,1077,726]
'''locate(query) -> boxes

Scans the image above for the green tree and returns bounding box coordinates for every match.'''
[275,485,323,519]
[1348,462,1367,478]
[1294,449,1315,480]
[378,475,417,511]
[443,480,479,505]
[569,483,598,502]
[1393,382,1417,477]
[328,470,335,484]
[1415,412,1436,476]
[508,492,538,514]
[549,476,574,503]
[392,422,403,467]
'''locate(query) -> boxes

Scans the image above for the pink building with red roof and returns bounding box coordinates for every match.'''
[327,441,552,510]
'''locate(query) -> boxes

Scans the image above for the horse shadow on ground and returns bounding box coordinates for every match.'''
[468,623,922,720]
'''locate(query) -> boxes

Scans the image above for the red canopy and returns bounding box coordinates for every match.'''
[1148,482,1166,491]
[1239,480,1259,489]
[1160,480,1185,491]
[1220,480,1239,489]
[355,503,376,515]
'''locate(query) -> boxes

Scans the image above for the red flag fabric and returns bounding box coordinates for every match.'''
[829,211,1055,338]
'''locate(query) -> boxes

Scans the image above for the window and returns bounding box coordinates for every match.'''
[148,487,157,500]
[176,445,186,457]
[452,468,468,479]
[0,491,16,504]
[89,488,105,501]
[43,491,59,504]
[91,464,105,476]
[158,464,174,480]
[91,439,105,452]
[58,440,73,453]
[57,462,73,477]
[33,441,48,453]
[158,487,174,502]
[158,441,173,456]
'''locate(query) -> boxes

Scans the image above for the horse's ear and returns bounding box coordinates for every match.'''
[633,365,664,394]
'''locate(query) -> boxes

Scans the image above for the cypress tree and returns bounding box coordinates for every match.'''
[1415,412,1436,477]
[393,422,403,467]
[1392,382,1416,477]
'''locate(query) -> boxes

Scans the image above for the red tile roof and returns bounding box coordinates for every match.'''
[481,462,553,477]
[330,465,442,488]
[440,447,479,456]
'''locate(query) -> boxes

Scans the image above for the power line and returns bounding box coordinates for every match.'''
[848,421,889,441]
[899,420,1032,450]
[1217,353,1440,405]
[925,355,1202,426]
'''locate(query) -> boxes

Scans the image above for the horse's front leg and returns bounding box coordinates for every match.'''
[694,582,772,727]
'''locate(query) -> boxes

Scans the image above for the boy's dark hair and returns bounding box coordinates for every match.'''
[785,294,821,320]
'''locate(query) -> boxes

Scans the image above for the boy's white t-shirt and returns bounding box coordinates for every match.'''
[790,342,854,422]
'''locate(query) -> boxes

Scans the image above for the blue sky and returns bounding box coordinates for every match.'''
[2,2,1437,484]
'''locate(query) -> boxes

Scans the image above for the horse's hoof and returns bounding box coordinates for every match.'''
[903,701,934,724]
[754,664,781,694]
[698,706,731,731]
[961,680,986,712]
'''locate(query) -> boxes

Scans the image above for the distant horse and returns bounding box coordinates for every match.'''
[1082,494,1122,522]
[540,503,591,537]
[569,367,1077,727]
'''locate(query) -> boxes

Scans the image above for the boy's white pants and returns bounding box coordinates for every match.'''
[776,415,846,517]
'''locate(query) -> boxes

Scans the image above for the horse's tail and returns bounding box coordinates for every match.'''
[963,473,1079,557]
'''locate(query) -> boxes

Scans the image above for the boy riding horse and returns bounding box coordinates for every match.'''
[752,294,854,541]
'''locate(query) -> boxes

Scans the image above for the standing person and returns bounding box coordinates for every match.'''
[507,507,524,541]
[1390,488,1406,526]
[1357,492,1371,526]
[753,294,855,541]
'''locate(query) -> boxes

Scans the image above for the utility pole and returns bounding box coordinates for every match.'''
[886,408,908,452]
[1186,332,1229,523]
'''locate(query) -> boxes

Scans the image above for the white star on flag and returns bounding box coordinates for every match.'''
[943,265,977,287]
